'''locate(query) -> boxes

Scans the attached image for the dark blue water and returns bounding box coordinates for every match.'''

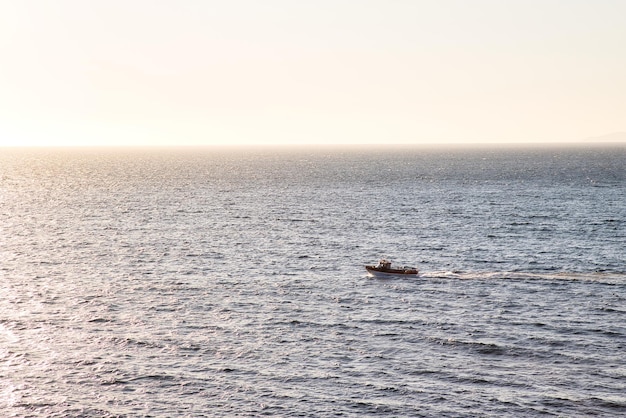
[1,145,624,416]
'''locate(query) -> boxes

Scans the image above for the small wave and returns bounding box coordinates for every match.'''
[100,378,128,386]
[276,217,318,223]
[128,374,176,382]
[86,316,114,323]
[433,337,509,356]
[108,336,164,350]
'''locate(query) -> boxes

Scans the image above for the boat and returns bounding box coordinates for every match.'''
[365,259,419,278]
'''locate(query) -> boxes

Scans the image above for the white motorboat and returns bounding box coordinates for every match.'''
[365,259,419,278]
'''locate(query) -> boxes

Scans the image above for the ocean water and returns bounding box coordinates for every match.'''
[0,145,624,417]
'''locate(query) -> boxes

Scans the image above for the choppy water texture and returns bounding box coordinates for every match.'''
[1,145,625,417]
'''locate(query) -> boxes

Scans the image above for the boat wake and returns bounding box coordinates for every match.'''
[418,270,625,283]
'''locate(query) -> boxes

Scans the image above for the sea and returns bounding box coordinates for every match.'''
[0,144,624,417]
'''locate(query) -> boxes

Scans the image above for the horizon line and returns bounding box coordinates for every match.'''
[1,140,625,149]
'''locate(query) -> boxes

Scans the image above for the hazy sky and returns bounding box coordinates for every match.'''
[1,0,624,146]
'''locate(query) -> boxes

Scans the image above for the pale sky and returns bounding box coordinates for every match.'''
[1,0,624,146]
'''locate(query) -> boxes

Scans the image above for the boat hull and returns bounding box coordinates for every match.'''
[365,266,419,278]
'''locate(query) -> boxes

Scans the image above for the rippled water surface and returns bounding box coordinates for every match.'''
[1,145,625,416]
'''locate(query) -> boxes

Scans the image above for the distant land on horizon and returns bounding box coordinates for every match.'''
[584,132,626,142]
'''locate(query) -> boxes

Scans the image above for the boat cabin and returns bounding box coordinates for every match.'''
[377,259,392,270]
